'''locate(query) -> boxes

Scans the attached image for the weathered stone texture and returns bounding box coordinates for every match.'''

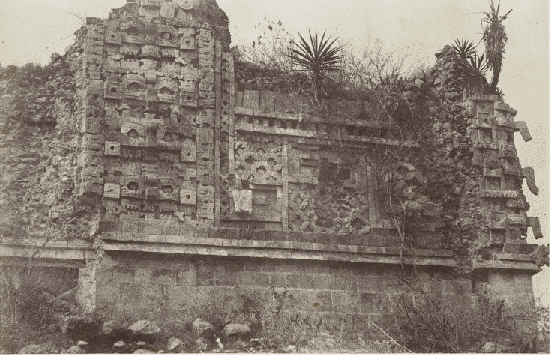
[95,252,473,326]
[0,0,546,338]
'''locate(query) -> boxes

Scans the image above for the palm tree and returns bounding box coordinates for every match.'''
[482,0,512,93]
[289,31,342,99]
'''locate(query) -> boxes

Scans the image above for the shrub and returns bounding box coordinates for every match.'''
[384,290,519,353]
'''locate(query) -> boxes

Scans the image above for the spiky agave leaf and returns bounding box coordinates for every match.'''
[468,53,488,75]
[452,38,476,61]
[289,30,343,72]
[288,30,342,98]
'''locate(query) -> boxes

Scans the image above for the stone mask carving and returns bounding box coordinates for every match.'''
[176,0,194,10]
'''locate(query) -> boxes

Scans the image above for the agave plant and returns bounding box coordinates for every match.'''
[482,0,512,93]
[468,53,488,75]
[467,52,489,93]
[451,38,476,62]
[449,38,490,93]
[289,30,342,99]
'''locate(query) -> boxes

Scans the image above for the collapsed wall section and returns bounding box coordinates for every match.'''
[0,31,98,264]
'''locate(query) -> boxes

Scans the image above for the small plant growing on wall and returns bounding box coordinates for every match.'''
[450,38,489,94]
[289,31,343,100]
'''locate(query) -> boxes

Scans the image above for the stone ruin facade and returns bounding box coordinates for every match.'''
[1,0,548,337]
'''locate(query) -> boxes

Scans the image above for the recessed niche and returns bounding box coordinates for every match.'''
[127,181,140,190]
[127,129,139,138]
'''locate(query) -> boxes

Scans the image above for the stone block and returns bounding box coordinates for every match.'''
[180,189,196,205]
[104,141,121,156]
[221,228,238,240]
[237,272,271,288]
[313,232,330,245]
[150,268,178,285]
[162,220,179,234]
[134,268,152,284]
[160,1,176,17]
[103,183,121,199]
[194,226,210,239]
[180,91,198,107]
[167,285,198,313]
[259,91,275,113]
[104,79,124,99]
[526,217,543,240]
[177,268,196,286]
[327,274,347,291]
[314,290,333,312]
[232,189,252,213]
[297,274,315,289]
[147,234,166,244]
[96,278,120,308]
[165,234,181,244]
[181,139,196,162]
[514,121,532,142]
[310,274,330,290]
[237,229,252,241]
[360,292,390,314]
[523,167,539,195]
[106,266,135,284]
[243,90,259,110]
[331,291,350,313]
[285,273,300,289]
[105,29,122,44]
[357,276,383,292]
[180,28,195,50]
[100,219,121,234]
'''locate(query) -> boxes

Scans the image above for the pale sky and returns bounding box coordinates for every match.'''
[0,0,548,302]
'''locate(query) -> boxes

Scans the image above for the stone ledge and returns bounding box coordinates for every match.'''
[234,121,418,147]
[0,237,93,249]
[468,94,501,102]
[495,253,534,262]
[105,224,451,254]
[147,234,454,257]
[0,244,93,261]
[479,190,519,198]
[235,106,394,129]
[102,241,457,267]
[110,217,442,250]
[0,256,86,268]
[472,260,541,272]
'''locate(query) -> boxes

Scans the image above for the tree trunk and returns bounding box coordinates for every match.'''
[490,62,501,94]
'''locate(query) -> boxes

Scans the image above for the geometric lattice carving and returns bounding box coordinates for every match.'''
[234,141,282,185]
[288,183,317,232]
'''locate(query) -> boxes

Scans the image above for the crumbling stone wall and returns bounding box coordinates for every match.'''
[1,0,547,338]
[0,37,94,244]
